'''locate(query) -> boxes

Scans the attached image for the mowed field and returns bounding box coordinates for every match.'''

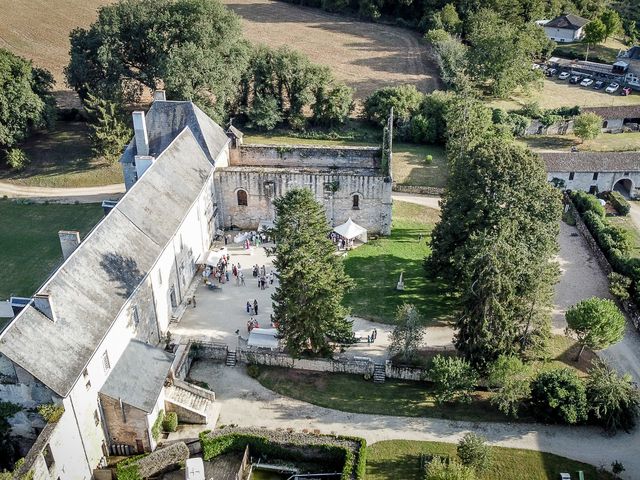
[0,0,438,103]
[222,0,439,98]
[0,0,112,104]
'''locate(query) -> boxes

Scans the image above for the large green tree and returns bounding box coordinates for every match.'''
[466,8,553,97]
[0,49,55,154]
[428,131,561,369]
[388,304,425,363]
[583,18,607,62]
[530,368,588,425]
[270,188,354,357]
[84,92,132,163]
[65,0,250,122]
[565,298,626,360]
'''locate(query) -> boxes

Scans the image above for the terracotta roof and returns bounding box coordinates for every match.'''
[583,106,640,120]
[541,151,640,172]
[545,14,589,30]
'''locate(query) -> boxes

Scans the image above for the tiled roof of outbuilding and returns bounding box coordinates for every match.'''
[541,151,640,172]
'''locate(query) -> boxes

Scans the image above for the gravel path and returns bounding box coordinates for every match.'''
[191,361,639,479]
[0,181,124,203]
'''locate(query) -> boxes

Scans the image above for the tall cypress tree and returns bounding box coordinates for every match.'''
[270,188,354,357]
[428,135,561,370]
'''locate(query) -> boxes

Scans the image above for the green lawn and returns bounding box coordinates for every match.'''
[243,132,448,188]
[254,365,506,423]
[366,440,613,480]
[0,121,123,188]
[607,214,640,259]
[342,201,454,324]
[0,200,103,299]
[552,37,626,65]
[252,335,595,423]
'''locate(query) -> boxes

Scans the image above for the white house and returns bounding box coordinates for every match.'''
[542,14,589,43]
[542,151,640,198]
[616,46,640,89]
[0,95,228,479]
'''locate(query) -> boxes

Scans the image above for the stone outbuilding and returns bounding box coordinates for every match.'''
[542,151,640,197]
[582,106,640,133]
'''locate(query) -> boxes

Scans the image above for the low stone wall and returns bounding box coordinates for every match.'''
[237,349,375,376]
[392,184,444,195]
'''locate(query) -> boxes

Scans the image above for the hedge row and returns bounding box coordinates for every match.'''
[199,431,366,480]
[572,190,604,217]
[603,191,631,216]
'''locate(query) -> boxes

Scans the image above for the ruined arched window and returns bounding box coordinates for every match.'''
[237,189,248,206]
[352,194,360,210]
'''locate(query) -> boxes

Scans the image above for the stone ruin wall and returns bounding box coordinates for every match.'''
[230,144,382,169]
[215,169,392,235]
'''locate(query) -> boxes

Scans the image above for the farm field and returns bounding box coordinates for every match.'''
[222,0,439,98]
[0,200,103,300]
[0,122,123,188]
[490,77,640,112]
[0,0,112,106]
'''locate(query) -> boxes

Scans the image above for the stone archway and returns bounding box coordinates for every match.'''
[613,178,634,198]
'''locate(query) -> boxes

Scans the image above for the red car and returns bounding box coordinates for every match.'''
[621,87,633,96]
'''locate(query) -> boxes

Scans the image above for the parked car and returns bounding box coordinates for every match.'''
[593,80,605,90]
[606,82,620,93]
[569,75,581,84]
[558,72,570,80]
[580,78,594,87]
[546,68,558,77]
[621,87,632,96]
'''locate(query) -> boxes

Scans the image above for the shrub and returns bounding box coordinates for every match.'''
[152,410,165,440]
[425,457,476,480]
[246,364,260,378]
[609,272,631,301]
[425,154,434,165]
[607,191,631,216]
[5,148,30,171]
[115,454,147,480]
[162,412,178,432]
[429,355,478,404]
[456,433,491,471]
[587,361,640,434]
[363,85,423,126]
[572,190,605,217]
[37,403,64,423]
[529,369,588,424]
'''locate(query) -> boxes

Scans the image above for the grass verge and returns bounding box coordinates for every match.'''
[0,199,103,299]
[342,201,454,324]
[366,440,613,480]
[0,122,123,188]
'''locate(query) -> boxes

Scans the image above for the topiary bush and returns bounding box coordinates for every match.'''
[162,412,178,432]
[152,410,165,441]
[609,272,632,301]
[572,190,605,217]
[606,191,631,216]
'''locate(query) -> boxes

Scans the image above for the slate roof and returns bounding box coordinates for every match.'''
[545,14,589,30]
[120,100,229,166]
[619,46,640,60]
[0,127,216,397]
[100,340,173,412]
[541,151,640,172]
[582,106,640,120]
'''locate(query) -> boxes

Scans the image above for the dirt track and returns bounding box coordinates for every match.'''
[223,0,439,98]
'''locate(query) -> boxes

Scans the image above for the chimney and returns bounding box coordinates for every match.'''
[153,90,166,102]
[132,111,149,156]
[135,155,155,179]
[58,230,80,260]
[33,293,56,322]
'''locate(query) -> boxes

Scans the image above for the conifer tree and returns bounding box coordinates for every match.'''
[270,188,354,357]
[84,92,131,163]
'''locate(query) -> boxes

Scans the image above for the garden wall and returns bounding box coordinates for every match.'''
[233,144,381,169]
[237,349,375,376]
[392,184,444,195]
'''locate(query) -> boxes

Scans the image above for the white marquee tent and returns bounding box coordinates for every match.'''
[247,328,279,350]
[196,247,228,266]
[333,218,367,243]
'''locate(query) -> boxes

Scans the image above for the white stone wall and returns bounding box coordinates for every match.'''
[215,169,392,235]
[547,171,640,196]
[544,26,583,42]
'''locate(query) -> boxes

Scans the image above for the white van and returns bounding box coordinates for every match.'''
[185,458,205,480]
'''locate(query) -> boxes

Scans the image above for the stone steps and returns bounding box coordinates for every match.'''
[373,363,385,383]
[165,385,211,414]
[225,350,237,367]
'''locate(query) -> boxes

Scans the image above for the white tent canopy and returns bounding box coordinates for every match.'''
[196,247,227,266]
[248,328,279,350]
[333,218,367,243]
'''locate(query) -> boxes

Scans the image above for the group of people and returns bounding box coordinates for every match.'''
[366,328,378,345]
[329,232,353,251]
[246,299,260,331]
[203,253,234,285]
[252,264,275,290]
[242,231,269,250]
